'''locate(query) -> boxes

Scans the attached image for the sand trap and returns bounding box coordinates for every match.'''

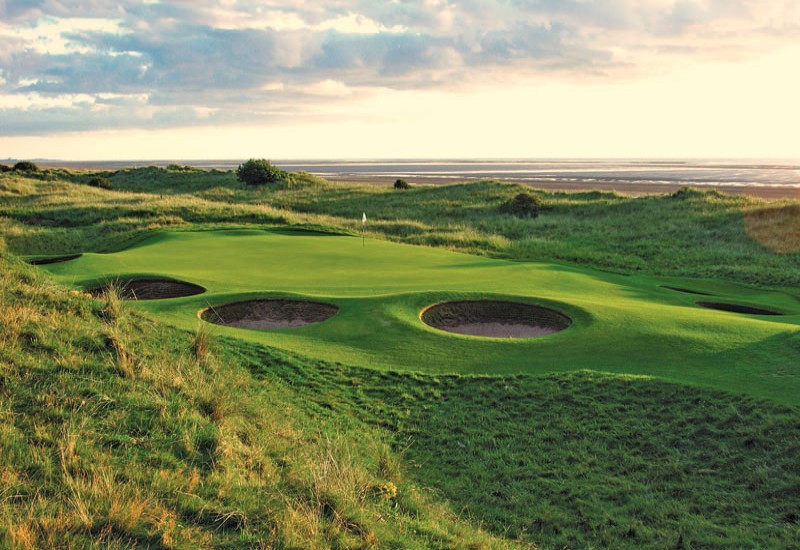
[89,278,205,300]
[28,254,82,265]
[696,301,782,316]
[660,285,712,296]
[201,299,339,330]
[421,300,572,338]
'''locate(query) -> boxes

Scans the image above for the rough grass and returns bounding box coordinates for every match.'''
[0,254,507,548]
[2,166,800,548]
[2,168,799,287]
[235,342,800,549]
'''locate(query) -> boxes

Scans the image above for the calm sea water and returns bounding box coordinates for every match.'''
[35,159,800,188]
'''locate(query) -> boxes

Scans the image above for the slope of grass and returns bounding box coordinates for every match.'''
[230,341,800,549]
[0,254,507,548]
[3,166,800,548]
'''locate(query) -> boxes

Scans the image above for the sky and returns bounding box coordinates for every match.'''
[1,0,799,160]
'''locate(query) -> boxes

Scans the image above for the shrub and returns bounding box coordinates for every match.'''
[236,159,286,187]
[499,192,544,218]
[394,179,410,190]
[166,164,197,172]
[88,176,113,189]
[13,161,39,172]
[0,164,11,173]
[671,186,705,200]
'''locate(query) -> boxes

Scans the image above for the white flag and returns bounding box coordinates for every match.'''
[362,212,367,224]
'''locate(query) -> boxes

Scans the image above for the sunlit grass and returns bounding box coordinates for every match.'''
[2,167,799,547]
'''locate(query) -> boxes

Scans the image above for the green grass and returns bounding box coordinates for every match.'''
[0,253,508,548]
[2,166,800,548]
[2,168,800,287]
[38,229,800,404]
[234,342,800,549]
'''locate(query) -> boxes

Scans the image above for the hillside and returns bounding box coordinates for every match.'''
[1,167,799,548]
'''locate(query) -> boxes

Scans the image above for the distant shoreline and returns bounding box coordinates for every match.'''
[27,159,800,201]
[324,175,800,200]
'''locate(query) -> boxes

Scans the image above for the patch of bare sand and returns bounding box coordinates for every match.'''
[89,279,205,300]
[422,300,571,339]
[202,299,338,330]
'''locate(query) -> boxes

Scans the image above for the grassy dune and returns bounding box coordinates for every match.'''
[2,167,800,286]
[1,167,799,548]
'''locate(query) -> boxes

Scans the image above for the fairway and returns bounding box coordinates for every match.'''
[40,229,800,404]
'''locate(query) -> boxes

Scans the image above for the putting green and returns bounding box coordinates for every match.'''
[40,229,800,404]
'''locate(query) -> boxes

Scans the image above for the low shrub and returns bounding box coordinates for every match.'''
[0,164,11,173]
[236,159,286,187]
[499,192,544,218]
[671,186,704,199]
[88,176,113,189]
[394,179,410,190]
[166,164,198,172]
[13,161,39,172]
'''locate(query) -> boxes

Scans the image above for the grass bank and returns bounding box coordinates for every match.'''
[2,166,799,548]
[0,253,505,548]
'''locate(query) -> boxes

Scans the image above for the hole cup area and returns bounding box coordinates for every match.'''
[202,299,339,330]
[421,300,572,338]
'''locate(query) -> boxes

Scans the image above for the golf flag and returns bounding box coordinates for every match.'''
[361,212,367,247]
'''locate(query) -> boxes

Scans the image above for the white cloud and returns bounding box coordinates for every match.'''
[316,13,406,35]
[192,106,217,118]
[205,8,406,34]
[0,91,94,110]
[0,91,148,111]
[0,17,128,56]
[260,81,286,91]
[300,80,353,97]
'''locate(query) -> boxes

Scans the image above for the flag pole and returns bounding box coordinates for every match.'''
[361,212,366,247]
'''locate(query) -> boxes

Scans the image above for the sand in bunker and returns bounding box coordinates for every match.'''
[441,322,560,338]
[422,300,572,338]
[89,279,205,300]
[203,299,339,330]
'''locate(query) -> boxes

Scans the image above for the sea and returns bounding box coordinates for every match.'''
[29,158,800,190]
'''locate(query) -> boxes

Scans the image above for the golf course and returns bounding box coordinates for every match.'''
[1,166,799,548]
[40,228,800,403]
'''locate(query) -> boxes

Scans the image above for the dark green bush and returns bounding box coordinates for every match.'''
[166,164,197,172]
[88,176,113,189]
[13,161,39,172]
[236,159,286,187]
[499,192,544,218]
[671,186,703,200]
[394,179,410,190]
[0,164,11,173]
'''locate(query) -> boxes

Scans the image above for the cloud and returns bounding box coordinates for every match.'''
[1,0,798,136]
[300,80,353,97]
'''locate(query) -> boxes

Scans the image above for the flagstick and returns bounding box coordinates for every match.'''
[362,212,366,248]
